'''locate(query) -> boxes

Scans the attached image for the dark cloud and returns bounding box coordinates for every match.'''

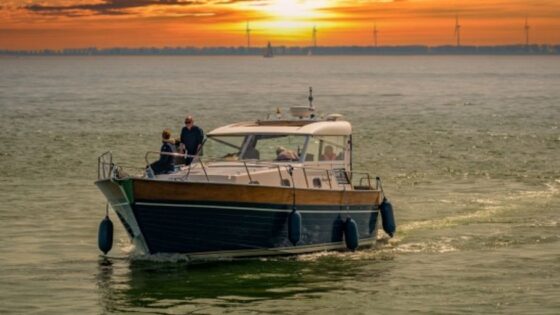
[26,0,199,16]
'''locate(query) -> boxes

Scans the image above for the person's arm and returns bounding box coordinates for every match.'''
[179,128,186,153]
[195,127,204,154]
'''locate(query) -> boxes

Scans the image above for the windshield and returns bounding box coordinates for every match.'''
[205,135,308,162]
[248,135,307,162]
[204,136,246,161]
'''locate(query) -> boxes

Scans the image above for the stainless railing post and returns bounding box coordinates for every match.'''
[326,170,332,189]
[287,165,295,188]
[302,168,309,188]
[185,162,193,181]
[243,161,254,184]
[199,157,210,182]
[277,165,284,185]
[97,151,113,180]
[144,151,151,166]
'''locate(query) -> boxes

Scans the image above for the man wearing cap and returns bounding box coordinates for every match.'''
[179,115,204,165]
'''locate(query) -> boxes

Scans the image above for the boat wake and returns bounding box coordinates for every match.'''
[296,180,560,261]
[112,180,559,263]
[401,180,559,232]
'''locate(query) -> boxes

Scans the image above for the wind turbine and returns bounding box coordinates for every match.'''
[245,21,251,50]
[524,16,530,47]
[373,22,379,47]
[312,25,317,48]
[455,14,461,47]
[454,14,461,47]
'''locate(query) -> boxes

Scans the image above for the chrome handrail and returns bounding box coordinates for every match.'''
[138,151,378,190]
[144,151,200,166]
[325,169,333,189]
[302,167,309,188]
[243,161,255,184]
[199,160,210,182]
[97,151,113,180]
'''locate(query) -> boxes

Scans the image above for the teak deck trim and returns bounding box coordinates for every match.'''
[133,179,381,206]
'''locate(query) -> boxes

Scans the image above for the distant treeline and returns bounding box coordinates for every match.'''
[1,45,559,56]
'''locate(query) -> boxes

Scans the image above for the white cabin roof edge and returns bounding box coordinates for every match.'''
[207,120,352,136]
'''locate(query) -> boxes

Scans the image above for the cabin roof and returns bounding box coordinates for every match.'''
[207,119,352,136]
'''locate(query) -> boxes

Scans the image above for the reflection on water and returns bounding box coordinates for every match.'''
[96,254,393,313]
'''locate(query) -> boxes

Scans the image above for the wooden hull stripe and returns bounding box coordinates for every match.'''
[132,179,380,206]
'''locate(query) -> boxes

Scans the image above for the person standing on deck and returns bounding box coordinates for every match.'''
[179,115,204,165]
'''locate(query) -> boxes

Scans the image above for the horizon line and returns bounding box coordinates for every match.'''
[2,43,560,52]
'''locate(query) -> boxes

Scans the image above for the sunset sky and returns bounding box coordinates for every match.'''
[1,0,559,49]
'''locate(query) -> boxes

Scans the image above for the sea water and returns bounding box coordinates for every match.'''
[0,55,559,314]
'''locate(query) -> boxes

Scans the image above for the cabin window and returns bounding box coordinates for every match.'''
[243,135,307,162]
[304,136,347,162]
[205,136,246,160]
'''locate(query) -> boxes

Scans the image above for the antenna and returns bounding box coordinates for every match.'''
[312,25,317,48]
[373,22,379,48]
[454,14,461,47]
[524,16,530,47]
[308,87,314,108]
[245,21,251,50]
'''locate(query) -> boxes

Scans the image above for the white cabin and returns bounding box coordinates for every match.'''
[158,115,365,190]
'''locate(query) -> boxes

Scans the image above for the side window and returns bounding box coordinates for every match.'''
[304,137,320,162]
[317,136,346,161]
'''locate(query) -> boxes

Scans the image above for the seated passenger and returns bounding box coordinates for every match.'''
[148,129,176,175]
[320,145,337,161]
[275,146,298,161]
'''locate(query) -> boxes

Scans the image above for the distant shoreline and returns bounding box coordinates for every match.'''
[1,45,559,56]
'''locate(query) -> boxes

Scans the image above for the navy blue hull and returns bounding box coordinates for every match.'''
[131,201,379,255]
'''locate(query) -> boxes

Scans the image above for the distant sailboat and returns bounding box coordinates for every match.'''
[264,41,274,58]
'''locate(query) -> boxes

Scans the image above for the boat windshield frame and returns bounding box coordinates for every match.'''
[205,134,310,163]
[204,133,350,166]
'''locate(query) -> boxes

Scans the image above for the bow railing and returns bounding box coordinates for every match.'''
[98,151,379,191]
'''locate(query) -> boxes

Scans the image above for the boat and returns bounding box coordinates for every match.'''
[95,89,396,259]
[263,41,273,58]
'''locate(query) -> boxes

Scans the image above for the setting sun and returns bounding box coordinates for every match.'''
[258,0,332,19]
